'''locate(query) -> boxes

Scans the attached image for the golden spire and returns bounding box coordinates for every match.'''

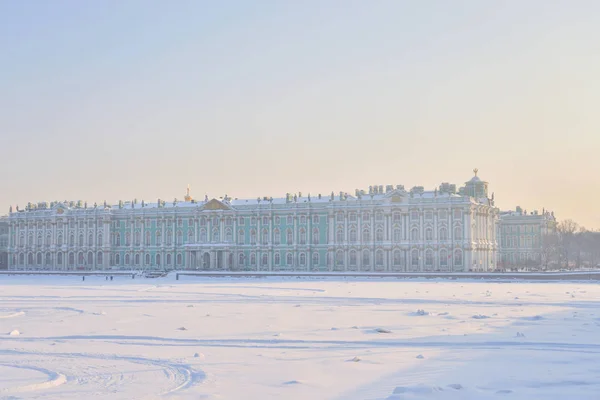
[184,184,193,202]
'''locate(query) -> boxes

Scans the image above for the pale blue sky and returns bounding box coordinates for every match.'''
[1,1,599,228]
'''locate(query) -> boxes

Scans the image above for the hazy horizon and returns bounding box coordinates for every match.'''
[1,1,599,229]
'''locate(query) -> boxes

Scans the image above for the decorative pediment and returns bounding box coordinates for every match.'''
[202,199,231,211]
[53,203,68,215]
[383,189,408,203]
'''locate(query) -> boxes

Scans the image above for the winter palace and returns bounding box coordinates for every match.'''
[3,171,501,272]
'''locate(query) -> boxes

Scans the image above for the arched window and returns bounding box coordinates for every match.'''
[262,229,269,245]
[166,254,172,266]
[69,252,75,266]
[336,250,344,266]
[177,253,182,265]
[349,250,357,266]
[57,235,63,246]
[425,250,433,268]
[362,250,370,266]
[87,251,93,266]
[57,252,63,266]
[299,253,306,266]
[156,231,162,245]
[79,235,84,247]
[273,228,280,245]
[46,234,52,246]
[166,231,172,246]
[212,228,220,243]
[274,253,281,265]
[37,235,42,246]
[439,228,448,241]
[156,254,161,266]
[312,252,319,266]
[97,233,103,246]
[135,231,141,246]
[123,253,130,265]
[411,228,419,241]
[135,254,140,265]
[69,234,74,246]
[349,229,357,243]
[238,253,244,266]
[425,228,433,241]
[144,231,151,246]
[250,230,257,245]
[454,250,463,266]
[287,229,293,245]
[393,249,402,266]
[299,228,306,245]
[337,229,344,243]
[126,232,131,246]
[286,253,293,266]
[200,229,207,243]
[238,229,245,244]
[411,249,419,268]
[376,250,384,266]
[454,226,463,240]
[440,249,448,268]
[115,233,121,246]
[362,229,370,242]
[145,253,150,265]
[393,228,401,242]
[200,217,207,226]
[115,253,120,266]
[312,228,319,245]
[78,252,84,265]
[261,253,268,266]
[36,253,42,265]
[250,253,256,266]
[225,228,232,243]
[97,252,103,265]
[177,230,184,245]
[88,234,94,246]
[376,229,384,242]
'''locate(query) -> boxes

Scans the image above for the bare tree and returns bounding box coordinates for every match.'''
[541,233,559,270]
[557,219,579,269]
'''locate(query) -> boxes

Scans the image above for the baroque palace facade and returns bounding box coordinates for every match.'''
[4,171,499,272]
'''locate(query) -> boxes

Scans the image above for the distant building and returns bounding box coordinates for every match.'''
[0,218,8,269]
[5,171,499,272]
[497,206,557,270]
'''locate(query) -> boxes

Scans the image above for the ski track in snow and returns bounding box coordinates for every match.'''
[1,275,599,399]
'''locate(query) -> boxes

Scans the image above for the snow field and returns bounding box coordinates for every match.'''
[0,276,599,399]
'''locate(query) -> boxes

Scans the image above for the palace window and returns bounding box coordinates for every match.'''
[393,213,401,223]
[349,250,357,267]
[300,216,306,224]
[349,228,357,243]
[312,252,319,266]
[362,228,370,242]
[275,216,280,225]
[376,250,384,266]
[287,215,293,225]
[425,250,433,267]
[312,228,319,245]
[262,229,269,245]
[263,217,268,225]
[454,250,463,266]
[287,229,293,244]
[274,253,281,265]
[393,228,401,242]
[262,253,268,267]
[454,226,463,240]
[238,229,244,244]
[226,228,233,243]
[299,228,306,245]
[250,229,257,245]
[411,228,419,241]
[375,229,384,242]
[349,213,357,222]
[273,228,280,245]
[425,228,433,241]
[286,253,293,266]
[337,229,344,243]
[411,249,419,267]
[299,253,306,266]
[439,227,448,241]
[312,215,319,224]
[362,250,370,266]
[440,249,448,267]
[393,250,402,266]
[336,250,344,266]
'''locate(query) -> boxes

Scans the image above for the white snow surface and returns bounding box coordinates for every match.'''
[0,276,599,399]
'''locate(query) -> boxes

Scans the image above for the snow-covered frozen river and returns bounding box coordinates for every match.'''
[1,276,599,399]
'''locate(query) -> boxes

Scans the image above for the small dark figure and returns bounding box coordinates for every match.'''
[110,276,113,281]
[82,276,85,281]
[105,276,108,281]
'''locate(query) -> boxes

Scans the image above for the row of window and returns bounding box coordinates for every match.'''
[17,234,103,247]
[13,248,465,268]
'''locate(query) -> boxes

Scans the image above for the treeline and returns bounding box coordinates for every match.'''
[542,220,600,270]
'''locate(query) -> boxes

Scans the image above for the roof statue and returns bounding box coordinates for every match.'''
[184,185,193,202]
[473,168,478,176]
